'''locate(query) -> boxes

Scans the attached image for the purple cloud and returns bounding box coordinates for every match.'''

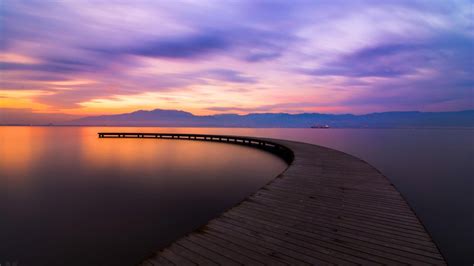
[303,35,472,78]
[91,32,231,59]
[204,69,257,84]
[206,102,329,113]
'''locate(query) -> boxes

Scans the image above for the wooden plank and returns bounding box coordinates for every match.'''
[214,217,359,265]
[210,219,333,265]
[251,190,431,235]
[258,187,424,221]
[167,243,218,265]
[219,214,382,265]
[145,256,174,266]
[175,238,241,265]
[194,229,288,265]
[247,195,438,249]
[158,249,195,265]
[221,212,399,265]
[204,224,300,265]
[251,190,425,228]
[230,204,444,262]
[185,233,263,265]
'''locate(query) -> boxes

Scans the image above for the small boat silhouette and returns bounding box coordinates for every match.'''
[310,124,330,128]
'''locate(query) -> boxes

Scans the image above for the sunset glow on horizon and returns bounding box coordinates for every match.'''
[1,1,473,122]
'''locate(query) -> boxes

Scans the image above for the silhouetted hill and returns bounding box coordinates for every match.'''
[64,109,474,128]
[71,109,195,125]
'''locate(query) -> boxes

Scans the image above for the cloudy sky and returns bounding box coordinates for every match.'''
[1,0,473,122]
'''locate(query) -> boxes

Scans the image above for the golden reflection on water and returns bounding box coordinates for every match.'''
[1,126,288,265]
[79,131,245,181]
[1,126,287,191]
[0,127,43,188]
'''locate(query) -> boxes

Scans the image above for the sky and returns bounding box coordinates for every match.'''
[0,0,473,123]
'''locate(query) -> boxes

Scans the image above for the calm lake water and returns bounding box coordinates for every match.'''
[1,126,472,265]
[0,127,287,266]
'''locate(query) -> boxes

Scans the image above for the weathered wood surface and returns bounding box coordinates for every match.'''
[99,133,445,265]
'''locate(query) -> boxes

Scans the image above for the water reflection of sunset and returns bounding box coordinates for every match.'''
[0,126,287,265]
[1,127,40,187]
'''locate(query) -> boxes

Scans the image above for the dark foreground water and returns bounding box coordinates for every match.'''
[1,127,472,265]
[0,127,287,265]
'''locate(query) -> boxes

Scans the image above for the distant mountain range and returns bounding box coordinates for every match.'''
[63,109,474,128]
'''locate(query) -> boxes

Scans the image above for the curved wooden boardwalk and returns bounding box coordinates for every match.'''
[98,133,445,265]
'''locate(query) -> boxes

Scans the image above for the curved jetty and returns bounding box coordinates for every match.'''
[98,133,445,265]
